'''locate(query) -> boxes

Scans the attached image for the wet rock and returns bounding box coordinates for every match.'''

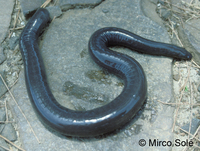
[19,0,46,17]
[46,6,62,19]
[181,118,200,135]
[1,123,17,142]
[9,36,19,50]
[0,138,9,151]
[58,0,104,11]
[0,47,6,64]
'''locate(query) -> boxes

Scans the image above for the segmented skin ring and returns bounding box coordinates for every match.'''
[19,8,192,137]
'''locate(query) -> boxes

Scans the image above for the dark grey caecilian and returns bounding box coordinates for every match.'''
[19,8,192,137]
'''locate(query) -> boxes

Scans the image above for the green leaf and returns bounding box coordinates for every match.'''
[184,86,188,92]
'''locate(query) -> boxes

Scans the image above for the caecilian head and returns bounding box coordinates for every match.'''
[167,45,192,60]
[176,47,192,60]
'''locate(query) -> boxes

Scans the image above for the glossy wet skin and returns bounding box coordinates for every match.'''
[19,8,192,137]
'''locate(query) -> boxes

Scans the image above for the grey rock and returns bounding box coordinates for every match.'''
[177,26,200,66]
[158,0,165,5]
[188,19,200,53]
[151,109,156,115]
[46,6,62,19]
[157,8,172,21]
[198,70,200,75]
[58,0,104,11]
[0,108,6,121]
[181,118,200,135]
[167,0,200,66]
[184,20,200,65]
[141,0,163,26]
[0,47,6,64]
[1,123,17,142]
[0,0,14,43]
[19,0,46,17]
[173,73,180,81]
[0,72,7,98]
[10,0,175,150]
[198,84,200,92]
[150,114,157,123]
[0,138,9,151]
[9,36,19,50]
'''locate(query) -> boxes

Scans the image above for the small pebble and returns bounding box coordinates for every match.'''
[157,7,172,21]
[151,109,156,115]
[150,114,157,123]
[11,32,15,37]
[124,129,132,137]
[9,36,19,50]
[173,74,180,81]
[134,124,142,135]
[198,70,200,75]
[21,21,25,26]
[198,84,200,92]
[181,118,200,135]
[102,9,109,13]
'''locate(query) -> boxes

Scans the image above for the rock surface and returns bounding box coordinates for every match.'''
[1,123,17,142]
[19,0,46,17]
[181,118,200,135]
[0,138,9,151]
[46,6,62,19]
[58,0,104,11]
[0,0,14,43]
[140,0,163,26]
